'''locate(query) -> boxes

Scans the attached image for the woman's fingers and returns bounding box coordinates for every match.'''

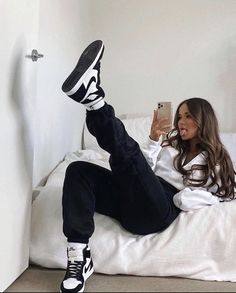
[155,118,169,130]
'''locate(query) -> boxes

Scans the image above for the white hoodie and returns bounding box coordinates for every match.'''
[141,137,223,211]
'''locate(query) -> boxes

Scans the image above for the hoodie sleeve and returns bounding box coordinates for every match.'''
[141,136,162,171]
[173,187,221,211]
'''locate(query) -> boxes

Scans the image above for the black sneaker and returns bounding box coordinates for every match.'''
[60,244,94,293]
[62,40,105,110]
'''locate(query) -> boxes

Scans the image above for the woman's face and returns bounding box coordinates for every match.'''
[177,103,199,141]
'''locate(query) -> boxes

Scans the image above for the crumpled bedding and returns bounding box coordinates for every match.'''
[30,149,236,282]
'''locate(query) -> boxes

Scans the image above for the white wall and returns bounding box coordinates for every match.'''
[87,0,236,132]
[0,1,39,290]
[33,0,92,186]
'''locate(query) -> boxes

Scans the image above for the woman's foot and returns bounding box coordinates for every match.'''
[61,40,105,110]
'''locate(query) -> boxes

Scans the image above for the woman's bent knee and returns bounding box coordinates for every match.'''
[65,161,91,177]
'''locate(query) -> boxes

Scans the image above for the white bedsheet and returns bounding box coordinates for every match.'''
[30,149,236,282]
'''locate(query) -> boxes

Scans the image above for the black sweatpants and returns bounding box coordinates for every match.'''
[62,103,180,243]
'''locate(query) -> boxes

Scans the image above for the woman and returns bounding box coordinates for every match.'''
[60,40,236,293]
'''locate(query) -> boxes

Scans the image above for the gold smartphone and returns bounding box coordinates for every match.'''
[157,101,173,132]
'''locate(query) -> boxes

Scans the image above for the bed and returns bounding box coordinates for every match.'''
[30,114,236,282]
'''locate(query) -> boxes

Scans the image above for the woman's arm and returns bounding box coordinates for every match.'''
[141,137,162,170]
[142,110,166,170]
[141,110,168,170]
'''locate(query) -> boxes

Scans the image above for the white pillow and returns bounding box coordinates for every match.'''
[220,133,236,163]
[83,114,152,151]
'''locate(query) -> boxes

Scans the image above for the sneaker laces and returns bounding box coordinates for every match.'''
[66,260,83,279]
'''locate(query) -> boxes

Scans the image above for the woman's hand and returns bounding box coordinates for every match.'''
[149,110,170,141]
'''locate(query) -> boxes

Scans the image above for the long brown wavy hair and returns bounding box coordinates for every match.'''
[162,97,236,199]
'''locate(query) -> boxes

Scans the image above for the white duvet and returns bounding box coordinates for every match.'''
[30,149,236,282]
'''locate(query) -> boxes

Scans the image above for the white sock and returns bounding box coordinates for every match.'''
[86,99,105,111]
[67,242,87,262]
[68,242,87,249]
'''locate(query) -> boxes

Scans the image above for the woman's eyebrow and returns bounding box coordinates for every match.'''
[178,112,190,116]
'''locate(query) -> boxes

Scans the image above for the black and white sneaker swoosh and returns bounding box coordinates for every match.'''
[84,259,93,275]
[68,75,97,102]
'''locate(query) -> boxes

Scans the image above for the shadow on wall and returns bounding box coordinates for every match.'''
[4,35,36,268]
[9,36,35,185]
